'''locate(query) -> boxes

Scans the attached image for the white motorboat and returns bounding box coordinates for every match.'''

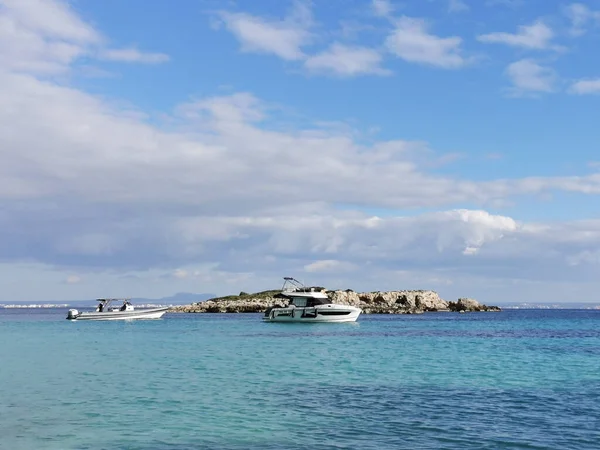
[66,298,169,321]
[263,277,361,323]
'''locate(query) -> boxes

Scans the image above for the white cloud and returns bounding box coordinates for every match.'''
[166,209,600,296]
[1,0,99,43]
[5,208,600,302]
[0,0,168,73]
[505,59,556,95]
[569,78,600,95]
[173,209,521,266]
[372,0,393,17]
[477,20,555,50]
[385,16,467,68]
[217,5,387,78]
[564,3,600,36]
[218,2,312,61]
[449,0,469,13]
[98,47,170,64]
[0,0,99,73]
[304,43,390,76]
[1,72,599,248]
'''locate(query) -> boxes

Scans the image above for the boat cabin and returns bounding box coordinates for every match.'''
[274,277,333,308]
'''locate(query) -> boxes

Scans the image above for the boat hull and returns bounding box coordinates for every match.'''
[263,305,361,323]
[67,307,169,321]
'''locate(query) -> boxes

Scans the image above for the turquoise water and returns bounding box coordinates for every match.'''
[1,309,599,449]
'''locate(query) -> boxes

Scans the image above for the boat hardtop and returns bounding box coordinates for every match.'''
[275,277,330,301]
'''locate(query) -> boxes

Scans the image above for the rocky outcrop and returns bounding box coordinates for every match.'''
[448,298,501,312]
[327,289,451,314]
[168,289,501,314]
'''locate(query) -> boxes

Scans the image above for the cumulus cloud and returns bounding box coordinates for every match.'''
[569,78,600,95]
[217,7,469,73]
[0,0,99,73]
[304,43,390,76]
[217,2,312,61]
[0,0,168,73]
[505,59,556,96]
[385,16,467,69]
[216,4,387,78]
[477,20,555,50]
[563,3,600,36]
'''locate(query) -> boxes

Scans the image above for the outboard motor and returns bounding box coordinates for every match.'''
[66,309,79,320]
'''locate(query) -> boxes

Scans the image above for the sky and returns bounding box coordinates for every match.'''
[1,0,600,303]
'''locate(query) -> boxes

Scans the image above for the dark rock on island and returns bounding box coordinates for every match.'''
[168,288,501,314]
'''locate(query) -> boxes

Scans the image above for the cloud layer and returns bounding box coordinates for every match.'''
[3,70,600,286]
[2,0,600,301]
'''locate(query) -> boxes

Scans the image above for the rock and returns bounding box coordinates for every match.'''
[168,290,501,315]
[447,297,501,312]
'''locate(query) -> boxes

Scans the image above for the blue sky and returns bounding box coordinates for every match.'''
[1,0,600,302]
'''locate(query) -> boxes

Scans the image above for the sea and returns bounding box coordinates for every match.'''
[1,308,599,449]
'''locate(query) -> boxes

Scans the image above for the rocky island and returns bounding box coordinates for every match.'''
[168,288,501,314]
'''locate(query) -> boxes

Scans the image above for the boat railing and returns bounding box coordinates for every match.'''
[281,277,307,292]
[281,277,325,293]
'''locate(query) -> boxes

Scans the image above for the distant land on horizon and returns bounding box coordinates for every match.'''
[133,292,216,305]
[0,292,216,307]
[500,302,600,310]
[1,290,600,310]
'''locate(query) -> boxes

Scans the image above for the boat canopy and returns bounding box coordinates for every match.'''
[96,298,131,307]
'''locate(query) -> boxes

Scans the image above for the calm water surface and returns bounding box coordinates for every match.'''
[1,309,599,449]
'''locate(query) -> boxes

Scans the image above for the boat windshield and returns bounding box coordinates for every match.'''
[290,297,332,307]
[308,297,332,306]
[96,298,131,312]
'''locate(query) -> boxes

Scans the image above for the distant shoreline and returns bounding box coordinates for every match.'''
[2,305,600,313]
[2,299,600,311]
